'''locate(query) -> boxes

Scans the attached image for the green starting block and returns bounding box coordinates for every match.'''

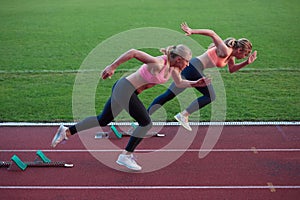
[131,122,137,128]
[36,150,51,163]
[110,124,136,139]
[0,150,74,171]
[109,123,164,138]
[111,125,123,139]
[11,155,27,171]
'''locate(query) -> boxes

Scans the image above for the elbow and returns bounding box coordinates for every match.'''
[228,65,236,73]
[229,69,234,74]
[127,49,139,58]
[210,30,217,36]
[208,30,218,38]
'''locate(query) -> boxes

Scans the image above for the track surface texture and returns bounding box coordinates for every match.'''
[0,125,299,200]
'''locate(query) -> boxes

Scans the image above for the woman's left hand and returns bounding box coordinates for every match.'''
[101,65,115,79]
[181,22,193,36]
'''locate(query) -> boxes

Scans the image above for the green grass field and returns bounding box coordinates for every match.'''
[0,0,299,122]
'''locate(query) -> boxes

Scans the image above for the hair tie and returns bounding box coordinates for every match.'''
[234,40,238,47]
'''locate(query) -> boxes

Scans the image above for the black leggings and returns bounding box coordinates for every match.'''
[148,58,216,115]
[69,78,152,152]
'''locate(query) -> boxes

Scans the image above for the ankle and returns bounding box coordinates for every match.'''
[122,150,131,155]
[66,128,72,137]
[181,110,190,117]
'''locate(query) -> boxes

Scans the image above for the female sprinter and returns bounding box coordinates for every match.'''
[51,44,210,171]
[147,23,257,131]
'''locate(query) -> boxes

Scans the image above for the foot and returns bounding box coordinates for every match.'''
[174,113,192,131]
[116,154,142,171]
[51,125,68,148]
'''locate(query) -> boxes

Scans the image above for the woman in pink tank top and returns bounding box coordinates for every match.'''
[148,22,258,131]
[51,44,211,171]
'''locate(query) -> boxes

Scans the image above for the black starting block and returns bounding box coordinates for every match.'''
[95,123,165,139]
[0,150,74,171]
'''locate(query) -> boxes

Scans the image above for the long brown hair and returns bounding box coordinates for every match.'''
[209,38,252,56]
[224,38,252,56]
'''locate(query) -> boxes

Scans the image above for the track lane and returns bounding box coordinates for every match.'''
[0,125,299,200]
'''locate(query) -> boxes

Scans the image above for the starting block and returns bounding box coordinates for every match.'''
[111,125,123,139]
[11,155,27,171]
[0,150,74,171]
[95,123,165,139]
[36,150,51,163]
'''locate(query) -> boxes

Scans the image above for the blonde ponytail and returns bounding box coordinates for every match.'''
[224,37,237,48]
[160,44,192,61]
[160,45,176,57]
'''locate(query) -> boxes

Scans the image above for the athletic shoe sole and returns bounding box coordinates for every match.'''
[174,115,192,131]
[116,159,142,171]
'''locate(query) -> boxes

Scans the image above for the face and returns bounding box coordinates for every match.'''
[175,56,189,70]
[235,48,251,59]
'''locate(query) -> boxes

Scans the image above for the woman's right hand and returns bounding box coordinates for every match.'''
[193,77,212,87]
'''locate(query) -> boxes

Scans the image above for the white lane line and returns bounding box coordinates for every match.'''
[1,149,300,153]
[1,67,299,74]
[1,121,300,126]
[0,185,299,190]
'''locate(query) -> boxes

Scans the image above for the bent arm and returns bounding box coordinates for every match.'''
[181,22,230,57]
[228,51,257,73]
[110,49,157,69]
[101,49,158,79]
[171,69,211,88]
[228,58,249,73]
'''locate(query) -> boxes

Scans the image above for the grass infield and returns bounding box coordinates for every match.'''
[0,0,299,122]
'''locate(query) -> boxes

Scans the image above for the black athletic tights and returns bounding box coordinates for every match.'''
[69,78,152,152]
[147,58,216,115]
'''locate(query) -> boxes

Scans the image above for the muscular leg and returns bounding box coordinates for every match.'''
[111,78,153,152]
[185,83,216,114]
[147,83,185,115]
[124,91,153,152]
[179,58,216,115]
[148,58,206,115]
[68,97,123,135]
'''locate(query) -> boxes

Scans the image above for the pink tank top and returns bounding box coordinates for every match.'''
[138,55,169,84]
[207,47,228,67]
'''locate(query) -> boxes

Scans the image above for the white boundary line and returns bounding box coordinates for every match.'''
[1,149,300,153]
[1,121,300,126]
[0,185,299,190]
[1,68,300,74]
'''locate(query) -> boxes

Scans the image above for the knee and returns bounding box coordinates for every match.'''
[146,121,153,130]
[140,119,153,131]
[164,89,176,101]
[97,115,111,127]
[206,87,216,102]
[209,92,216,102]
[132,120,153,138]
[98,121,109,127]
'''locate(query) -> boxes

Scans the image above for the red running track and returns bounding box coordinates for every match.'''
[0,125,299,200]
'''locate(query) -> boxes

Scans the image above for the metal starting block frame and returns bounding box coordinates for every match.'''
[0,150,74,171]
[95,123,165,139]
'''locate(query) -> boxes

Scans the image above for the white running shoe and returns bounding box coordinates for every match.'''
[51,125,68,148]
[116,154,142,171]
[174,113,192,131]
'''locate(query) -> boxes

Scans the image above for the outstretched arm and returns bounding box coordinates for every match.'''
[228,51,257,73]
[181,22,230,57]
[101,49,158,79]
